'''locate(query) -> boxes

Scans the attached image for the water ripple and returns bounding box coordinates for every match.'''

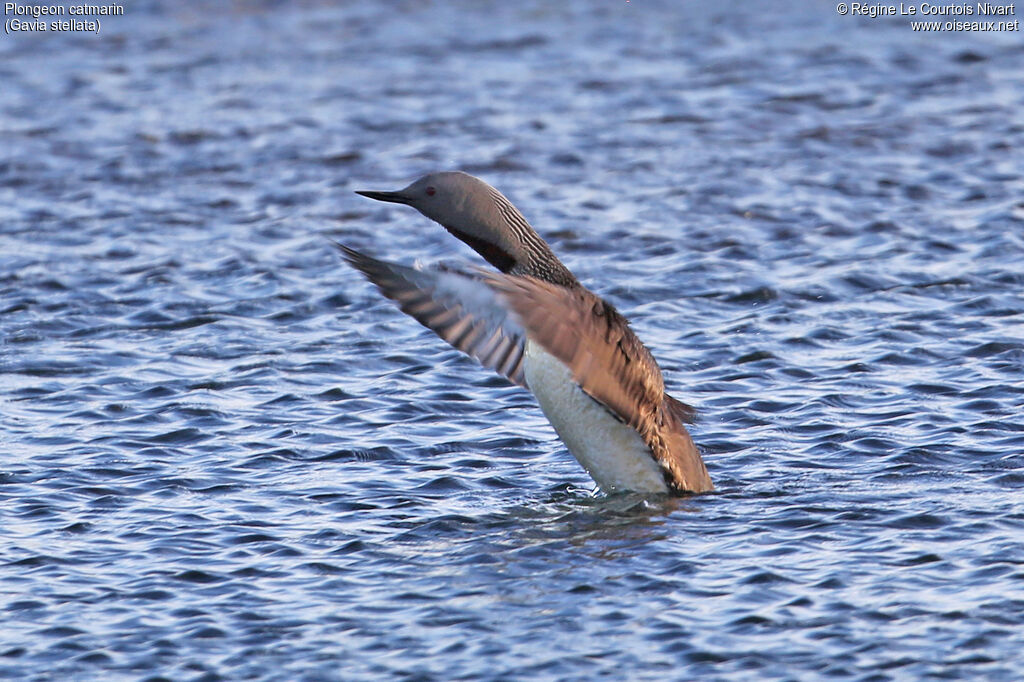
[2,0,1024,680]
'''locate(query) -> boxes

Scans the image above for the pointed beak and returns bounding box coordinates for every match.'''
[354,189,413,205]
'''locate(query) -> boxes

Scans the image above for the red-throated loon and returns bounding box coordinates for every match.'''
[340,171,712,495]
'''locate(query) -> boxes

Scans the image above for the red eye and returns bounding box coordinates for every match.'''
[425,186,436,196]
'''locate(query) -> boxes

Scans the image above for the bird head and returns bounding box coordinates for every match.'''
[356,171,528,273]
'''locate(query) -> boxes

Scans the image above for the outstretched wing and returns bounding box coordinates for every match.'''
[483,273,711,493]
[339,244,528,388]
[481,273,670,429]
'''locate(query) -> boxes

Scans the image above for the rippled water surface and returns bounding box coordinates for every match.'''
[3,1,1024,679]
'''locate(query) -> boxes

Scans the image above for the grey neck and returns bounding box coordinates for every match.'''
[486,186,579,289]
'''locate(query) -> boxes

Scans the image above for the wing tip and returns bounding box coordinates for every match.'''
[333,246,530,391]
[335,242,395,284]
[665,393,699,425]
[333,241,364,266]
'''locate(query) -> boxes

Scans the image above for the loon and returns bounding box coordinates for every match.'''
[340,171,712,495]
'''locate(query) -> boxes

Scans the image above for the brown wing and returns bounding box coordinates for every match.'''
[483,274,668,429]
[658,422,713,494]
[665,393,698,425]
[484,273,712,493]
[339,245,527,388]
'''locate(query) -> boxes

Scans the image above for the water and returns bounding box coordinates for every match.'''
[2,0,1023,679]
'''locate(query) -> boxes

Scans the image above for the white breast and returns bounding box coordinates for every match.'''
[523,340,669,494]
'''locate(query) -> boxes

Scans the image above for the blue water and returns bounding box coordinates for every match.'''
[3,1,1024,679]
